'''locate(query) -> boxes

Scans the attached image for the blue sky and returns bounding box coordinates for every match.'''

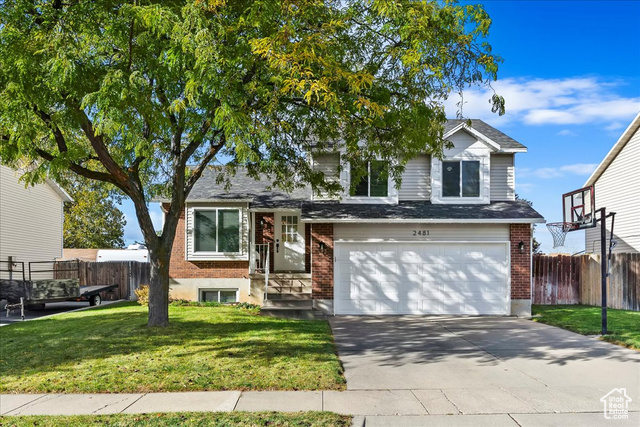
[120,1,640,253]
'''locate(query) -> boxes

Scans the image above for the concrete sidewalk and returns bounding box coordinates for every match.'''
[2,390,638,426]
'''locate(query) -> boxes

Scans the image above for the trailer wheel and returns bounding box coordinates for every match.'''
[90,294,102,306]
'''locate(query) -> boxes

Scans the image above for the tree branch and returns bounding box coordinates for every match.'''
[179,123,221,167]
[156,85,179,131]
[184,133,226,196]
[32,106,68,153]
[69,103,129,185]
[34,148,120,185]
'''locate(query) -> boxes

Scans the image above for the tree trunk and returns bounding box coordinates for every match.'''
[147,246,171,327]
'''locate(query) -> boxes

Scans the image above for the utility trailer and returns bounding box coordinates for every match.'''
[0,260,117,320]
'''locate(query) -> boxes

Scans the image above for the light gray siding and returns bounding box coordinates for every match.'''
[0,165,65,279]
[334,223,510,242]
[185,202,249,261]
[312,153,340,200]
[585,127,640,253]
[399,154,431,200]
[490,154,515,201]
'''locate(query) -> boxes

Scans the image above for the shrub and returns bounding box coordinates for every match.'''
[134,285,149,306]
[169,299,222,307]
[236,302,261,313]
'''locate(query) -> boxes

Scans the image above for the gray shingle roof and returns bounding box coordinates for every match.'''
[185,168,543,221]
[187,167,311,208]
[444,119,526,150]
[301,200,544,222]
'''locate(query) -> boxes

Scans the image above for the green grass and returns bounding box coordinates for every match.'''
[532,304,640,349]
[0,412,351,427]
[0,302,345,393]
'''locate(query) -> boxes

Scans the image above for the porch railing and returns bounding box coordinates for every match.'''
[251,243,270,274]
[250,243,271,300]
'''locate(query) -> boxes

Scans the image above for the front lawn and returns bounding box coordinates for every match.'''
[532,304,640,349]
[0,302,345,393]
[0,412,351,427]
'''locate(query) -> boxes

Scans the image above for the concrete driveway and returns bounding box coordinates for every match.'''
[329,316,640,418]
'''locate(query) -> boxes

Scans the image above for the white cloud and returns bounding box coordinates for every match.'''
[519,163,597,179]
[605,122,624,131]
[557,129,577,136]
[515,182,535,193]
[446,77,640,128]
[559,163,598,175]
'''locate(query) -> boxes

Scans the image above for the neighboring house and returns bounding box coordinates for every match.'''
[0,164,72,278]
[584,112,640,254]
[161,120,544,316]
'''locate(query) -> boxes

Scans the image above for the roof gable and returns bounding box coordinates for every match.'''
[585,112,640,187]
[444,123,501,151]
[444,119,527,152]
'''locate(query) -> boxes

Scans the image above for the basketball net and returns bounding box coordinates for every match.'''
[546,222,573,248]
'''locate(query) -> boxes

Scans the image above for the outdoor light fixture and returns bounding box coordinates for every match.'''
[319,242,326,253]
[519,241,525,254]
[260,218,265,227]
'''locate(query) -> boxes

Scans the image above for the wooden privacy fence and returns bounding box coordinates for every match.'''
[56,261,150,300]
[533,253,640,311]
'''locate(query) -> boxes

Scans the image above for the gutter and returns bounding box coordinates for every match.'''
[301,218,546,224]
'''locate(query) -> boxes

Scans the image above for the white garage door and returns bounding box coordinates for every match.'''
[334,242,509,315]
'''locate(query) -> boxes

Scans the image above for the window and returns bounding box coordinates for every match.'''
[350,160,388,197]
[200,289,238,303]
[194,209,240,253]
[443,160,480,197]
[281,215,299,243]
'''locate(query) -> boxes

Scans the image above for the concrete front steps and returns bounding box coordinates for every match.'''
[255,272,324,318]
[261,297,326,319]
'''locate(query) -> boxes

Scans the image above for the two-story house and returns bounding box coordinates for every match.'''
[0,164,72,276]
[161,120,544,316]
[584,112,640,254]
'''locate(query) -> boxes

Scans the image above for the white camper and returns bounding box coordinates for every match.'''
[96,245,149,263]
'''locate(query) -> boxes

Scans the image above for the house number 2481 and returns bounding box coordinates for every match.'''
[412,230,429,236]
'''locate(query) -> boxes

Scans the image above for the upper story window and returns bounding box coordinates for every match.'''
[194,209,240,253]
[443,160,480,197]
[350,160,389,197]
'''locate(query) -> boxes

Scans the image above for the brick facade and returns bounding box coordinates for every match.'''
[169,208,248,279]
[311,223,334,299]
[510,223,532,300]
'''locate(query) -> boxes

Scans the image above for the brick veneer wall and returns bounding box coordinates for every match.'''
[169,207,248,279]
[510,223,532,300]
[311,223,334,299]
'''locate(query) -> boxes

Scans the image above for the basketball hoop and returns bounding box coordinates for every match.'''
[547,222,573,248]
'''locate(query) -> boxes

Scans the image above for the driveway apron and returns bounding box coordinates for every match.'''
[329,316,640,415]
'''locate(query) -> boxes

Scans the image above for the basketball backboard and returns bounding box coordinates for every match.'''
[563,186,595,230]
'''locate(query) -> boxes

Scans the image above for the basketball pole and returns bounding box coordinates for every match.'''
[597,207,616,336]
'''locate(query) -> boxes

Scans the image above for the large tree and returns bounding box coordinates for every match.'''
[62,176,126,249]
[0,0,504,326]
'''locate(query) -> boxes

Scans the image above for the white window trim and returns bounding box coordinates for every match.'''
[199,288,239,303]
[442,159,481,198]
[187,207,247,260]
[431,154,490,205]
[342,161,398,204]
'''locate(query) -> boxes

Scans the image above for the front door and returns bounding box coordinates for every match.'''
[274,213,305,271]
